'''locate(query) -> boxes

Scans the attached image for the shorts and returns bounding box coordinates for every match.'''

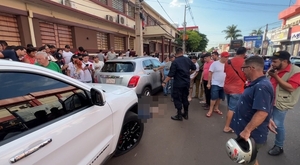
[226,94,241,111]
[210,85,225,100]
[243,143,263,165]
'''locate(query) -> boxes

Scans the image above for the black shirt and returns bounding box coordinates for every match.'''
[168,56,196,87]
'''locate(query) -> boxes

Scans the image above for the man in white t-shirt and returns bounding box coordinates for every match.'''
[206,52,229,117]
[82,54,94,83]
[107,48,116,60]
[188,56,200,101]
[62,45,73,64]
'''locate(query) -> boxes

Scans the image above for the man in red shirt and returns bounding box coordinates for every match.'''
[200,53,214,109]
[223,47,247,133]
[267,51,300,156]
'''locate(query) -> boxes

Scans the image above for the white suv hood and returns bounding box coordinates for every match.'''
[87,83,133,95]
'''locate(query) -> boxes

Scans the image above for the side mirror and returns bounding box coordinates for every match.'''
[90,88,106,106]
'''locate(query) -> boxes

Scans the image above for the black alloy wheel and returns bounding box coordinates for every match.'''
[114,112,144,157]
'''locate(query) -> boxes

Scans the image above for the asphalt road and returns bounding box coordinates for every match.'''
[106,93,300,165]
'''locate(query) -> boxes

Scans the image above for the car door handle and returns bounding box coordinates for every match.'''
[10,138,52,163]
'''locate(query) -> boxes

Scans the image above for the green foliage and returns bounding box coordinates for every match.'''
[222,24,242,41]
[250,28,264,36]
[175,30,209,52]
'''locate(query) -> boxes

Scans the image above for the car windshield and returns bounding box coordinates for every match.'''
[101,62,135,72]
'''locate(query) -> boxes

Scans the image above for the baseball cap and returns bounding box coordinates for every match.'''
[220,52,230,57]
[53,52,63,60]
[271,51,290,60]
[72,54,79,59]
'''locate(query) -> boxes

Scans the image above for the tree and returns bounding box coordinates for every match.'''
[175,30,206,52]
[222,24,242,42]
[207,47,215,52]
[250,28,263,36]
[197,32,209,51]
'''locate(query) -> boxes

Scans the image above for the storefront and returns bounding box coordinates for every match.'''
[278,0,300,56]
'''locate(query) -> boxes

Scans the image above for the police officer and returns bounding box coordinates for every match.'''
[162,48,196,121]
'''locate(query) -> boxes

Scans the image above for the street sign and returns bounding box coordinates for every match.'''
[243,36,263,41]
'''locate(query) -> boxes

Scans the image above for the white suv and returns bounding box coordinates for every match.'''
[0,60,144,164]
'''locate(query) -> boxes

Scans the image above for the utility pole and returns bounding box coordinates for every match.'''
[182,5,187,54]
[261,24,268,55]
[134,0,143,56]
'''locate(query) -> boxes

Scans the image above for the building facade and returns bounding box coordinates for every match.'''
[271,0,300,56]
[0,0,179,57]
[177,26,199,32]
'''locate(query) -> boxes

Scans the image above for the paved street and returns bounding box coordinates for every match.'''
[107,93,300,165]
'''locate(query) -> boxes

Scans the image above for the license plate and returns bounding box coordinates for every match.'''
[106,78,115,84]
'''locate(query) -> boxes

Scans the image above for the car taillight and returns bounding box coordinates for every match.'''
[128,76,140,88]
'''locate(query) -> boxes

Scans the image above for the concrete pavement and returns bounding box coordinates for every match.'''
[106,94,300,165]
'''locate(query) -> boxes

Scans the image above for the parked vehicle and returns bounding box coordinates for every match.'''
[0,60,144,165]
[291,56,300,67]
[96,57,162,96]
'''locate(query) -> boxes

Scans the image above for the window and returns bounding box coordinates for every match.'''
[102,62,135,72]
[114,36,125,51]
[0,72,91,144]
[112,0,124,13]
[151,59,161,68]
[128,4,135,18]
[97,32,108,50]
[0,14,21,46]
[98,0,107,5]
[129,38,134,50]
[143,60,153,70]
[39,21,73,48]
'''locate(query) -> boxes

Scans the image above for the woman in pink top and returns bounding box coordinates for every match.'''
[200,53,214,109]
[23,47,37,64]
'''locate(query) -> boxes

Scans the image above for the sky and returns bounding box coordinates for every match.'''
[144,0,294,49]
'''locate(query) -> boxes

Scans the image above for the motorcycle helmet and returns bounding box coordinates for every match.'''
[225,136,257,164]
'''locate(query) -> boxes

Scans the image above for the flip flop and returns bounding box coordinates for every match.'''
[206,113,212,117]
[223,129,234,133]
[214,110,223,115]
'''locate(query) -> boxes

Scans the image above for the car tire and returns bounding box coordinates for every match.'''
[114,111,144,157]
[142,87,151,96]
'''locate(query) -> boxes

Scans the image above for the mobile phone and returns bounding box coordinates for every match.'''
[269,69,275,73]
[85,64,89,67]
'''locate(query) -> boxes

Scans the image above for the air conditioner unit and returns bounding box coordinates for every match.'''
[117,15,126,25]
[61,0,75,8]
[106,15,114,22]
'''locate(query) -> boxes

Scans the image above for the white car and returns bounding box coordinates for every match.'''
[0,60,144,165]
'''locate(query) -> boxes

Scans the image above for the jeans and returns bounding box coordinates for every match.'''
[163,75,170,95]
[210,85,225,100]
[272,106,288,147]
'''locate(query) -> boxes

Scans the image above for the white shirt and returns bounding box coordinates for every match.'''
[107,51,116,60]
[93,61,104,75]
[82,61,94,82]
[67,62,75,78]
[190,62,199,79]
[209,60,226,87]
[125,51,130,57]
[62,50,73,64]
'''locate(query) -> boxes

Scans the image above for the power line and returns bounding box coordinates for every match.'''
[184,0,197,26]
[211,0,292,7]
[156,0,176,25]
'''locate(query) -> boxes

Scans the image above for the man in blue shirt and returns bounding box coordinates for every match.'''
[162,48,196,121]
[2,46,26,61]
[231,56,274,165]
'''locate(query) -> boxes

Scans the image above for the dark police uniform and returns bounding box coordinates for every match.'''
[168,55,196,120]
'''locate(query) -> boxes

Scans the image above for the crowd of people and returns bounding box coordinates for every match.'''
[0,40,139,83]
[161,47,300,165]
